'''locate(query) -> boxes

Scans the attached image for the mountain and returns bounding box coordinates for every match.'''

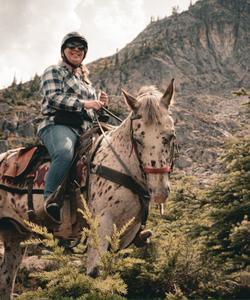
[88,0,250,95]
[0,0,249,177]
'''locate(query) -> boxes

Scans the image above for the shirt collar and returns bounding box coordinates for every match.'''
[59,60,81,73]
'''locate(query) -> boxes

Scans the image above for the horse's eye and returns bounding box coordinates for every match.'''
[162,134,175,144]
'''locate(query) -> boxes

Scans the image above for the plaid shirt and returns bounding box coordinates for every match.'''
[37,61,96,134]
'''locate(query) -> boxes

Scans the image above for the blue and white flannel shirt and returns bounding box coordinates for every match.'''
[37,61,96,135]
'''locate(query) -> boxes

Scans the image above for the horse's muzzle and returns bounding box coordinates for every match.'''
[152,185,170,203]
[153,194,168,204]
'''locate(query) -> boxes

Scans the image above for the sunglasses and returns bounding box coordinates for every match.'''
[65,41,86,50]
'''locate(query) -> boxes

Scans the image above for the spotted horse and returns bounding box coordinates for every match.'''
[0,79,176,299]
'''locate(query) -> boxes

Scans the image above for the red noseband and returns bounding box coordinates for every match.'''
[144,166,172,174]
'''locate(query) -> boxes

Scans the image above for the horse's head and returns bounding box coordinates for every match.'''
[122,79,175,204]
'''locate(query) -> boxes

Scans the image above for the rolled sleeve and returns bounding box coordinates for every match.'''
[41,66,82,112]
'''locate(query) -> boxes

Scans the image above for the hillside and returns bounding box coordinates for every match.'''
[88,0,250,94]
[0,0,249,177]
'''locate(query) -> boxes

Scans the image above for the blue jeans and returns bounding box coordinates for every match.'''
[40,125,78,198]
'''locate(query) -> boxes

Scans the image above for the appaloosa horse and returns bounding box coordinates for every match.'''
[0,80,176,299]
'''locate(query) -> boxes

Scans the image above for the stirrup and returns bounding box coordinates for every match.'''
[35,194,62,227]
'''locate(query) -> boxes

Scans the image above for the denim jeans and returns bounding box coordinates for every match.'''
[40,125,78,198]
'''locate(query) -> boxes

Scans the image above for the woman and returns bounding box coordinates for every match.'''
[37,32,108,222]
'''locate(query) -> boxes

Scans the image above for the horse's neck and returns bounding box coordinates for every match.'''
[95,118,142,177]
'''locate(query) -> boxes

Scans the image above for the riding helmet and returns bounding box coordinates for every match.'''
[61,31,88,63]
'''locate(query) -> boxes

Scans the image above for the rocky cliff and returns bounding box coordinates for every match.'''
[0,0,249,177]
[89,0,250,95]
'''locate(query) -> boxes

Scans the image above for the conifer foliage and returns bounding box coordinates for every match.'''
[19,197,141,300]
[205,94,250,294]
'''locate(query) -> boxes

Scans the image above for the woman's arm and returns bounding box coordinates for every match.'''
[41,66,82,112]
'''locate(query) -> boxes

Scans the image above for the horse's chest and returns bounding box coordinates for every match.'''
[89,178,140,221]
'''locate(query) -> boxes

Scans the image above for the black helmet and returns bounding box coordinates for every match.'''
[61,32,88,65]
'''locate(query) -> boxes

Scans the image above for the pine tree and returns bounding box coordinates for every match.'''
[204,92,250,294]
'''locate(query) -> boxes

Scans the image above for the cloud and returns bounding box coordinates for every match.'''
[76,0,146,61]
[0,0,82,87]
[0,0,198,88]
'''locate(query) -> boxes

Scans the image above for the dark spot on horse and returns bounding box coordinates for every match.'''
[114,184,121,191]
[141,131,145,136]
[136,124,141,130]
[152,146,155,149]
[150,153,152,156]
[108,196,113,201]
[92,192,96,199]
[11,198,15,206]
[98,181,102,187]
[99,191,103,197]
[114,200,120,204]
[151,160,156,167]
[101,212,105,217]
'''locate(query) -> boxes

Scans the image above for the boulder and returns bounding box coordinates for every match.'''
[0,140,8,153]
[0,103,10,113]
[17,123,35,137]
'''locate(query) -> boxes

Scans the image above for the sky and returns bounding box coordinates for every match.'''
[0,0,198,88]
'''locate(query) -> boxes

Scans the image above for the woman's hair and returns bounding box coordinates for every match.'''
[73,64,91,84]
[80,64,91,84]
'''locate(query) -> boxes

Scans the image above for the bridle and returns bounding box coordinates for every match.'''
[129,115,175,177]
[91,112,176,225]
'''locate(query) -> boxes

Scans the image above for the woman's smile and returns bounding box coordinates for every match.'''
[64,47,85,66]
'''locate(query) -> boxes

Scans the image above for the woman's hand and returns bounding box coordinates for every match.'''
[98,91,108,106]
[81,91,108,111]
[82,99,104,110]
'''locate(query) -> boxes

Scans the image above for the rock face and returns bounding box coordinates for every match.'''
[88,0,250,95]
[0,0,249,176]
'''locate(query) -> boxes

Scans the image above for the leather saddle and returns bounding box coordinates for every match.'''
[0,146,41,180]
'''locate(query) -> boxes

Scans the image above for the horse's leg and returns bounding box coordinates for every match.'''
[86,213,113,277]
[0,231,26,300]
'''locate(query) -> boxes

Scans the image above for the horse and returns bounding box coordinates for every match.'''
[0,79,176,299]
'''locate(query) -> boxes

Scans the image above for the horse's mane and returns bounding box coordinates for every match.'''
[136,85,163,125]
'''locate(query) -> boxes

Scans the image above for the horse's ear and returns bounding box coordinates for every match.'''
[121,89,138,111]
[161,78,174,109]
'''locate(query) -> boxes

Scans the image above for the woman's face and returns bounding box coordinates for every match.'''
[64,47,85,66]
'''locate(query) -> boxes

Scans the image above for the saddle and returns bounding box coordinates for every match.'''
[0,123,113,241]
[0,147,39,180]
